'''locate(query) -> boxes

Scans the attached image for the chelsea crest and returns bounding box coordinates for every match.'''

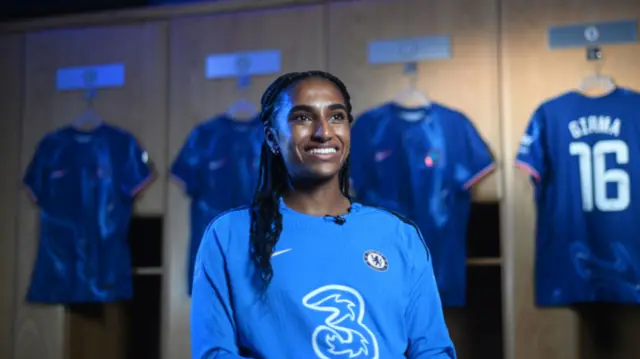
[363,250,388,272]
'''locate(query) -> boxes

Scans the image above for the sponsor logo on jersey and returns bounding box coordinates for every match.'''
[271,248,292,258]
[208,159,227,170]
[303,284,379,359]
[374,150,392,162]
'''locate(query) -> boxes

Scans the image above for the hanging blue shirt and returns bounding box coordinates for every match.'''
[350,102,495,307]
[516,88,640,306]
[191,200,456,359]
[171,114,263,294]
[23,124,153,304]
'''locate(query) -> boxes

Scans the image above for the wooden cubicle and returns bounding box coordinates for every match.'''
[500,0,640,358]
[0,34,24,359]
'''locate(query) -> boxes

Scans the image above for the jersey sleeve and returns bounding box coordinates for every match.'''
[171,128,204,197]
[122,135,153,197]
[404,223,457,359]
[191,221,249,359]
[455,117,496,190]
[514,106,546,182]
[23,137,50,205]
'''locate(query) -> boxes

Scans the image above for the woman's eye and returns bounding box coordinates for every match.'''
[294,115,311,122]
[331,113,346,121]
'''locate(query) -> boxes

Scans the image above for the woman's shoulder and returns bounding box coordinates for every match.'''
[209,206,251,229]
[355,204,423,239]
[207,206,251,236]
[202,206,251,247]
[205,207,251,242]
[356,204,430,261]
[355,203,416,227]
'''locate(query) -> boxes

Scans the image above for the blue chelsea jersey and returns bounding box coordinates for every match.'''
[350,102,495,307]
[171,114,264,294]
[191,201,456,359]
[516,88,640,306]
[23,124,153,304]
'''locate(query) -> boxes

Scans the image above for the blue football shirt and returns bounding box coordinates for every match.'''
[191,200,456,358]
[516,88,640,306]
[171,114,264,294]
[23,124,153,304]
[350,102,495,307]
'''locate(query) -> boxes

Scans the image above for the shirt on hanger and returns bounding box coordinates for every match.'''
[516,87,640,306]
[350,102,495,307]
[23,124,153,304]
[171,114,264,295]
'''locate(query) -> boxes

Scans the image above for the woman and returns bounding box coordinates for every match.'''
[191,71,456,359]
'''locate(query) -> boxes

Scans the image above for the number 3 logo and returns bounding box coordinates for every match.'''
[570,139,630,212]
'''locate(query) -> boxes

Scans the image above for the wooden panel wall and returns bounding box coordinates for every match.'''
[16,23,168,359]
[164,6,326,358]
[500,1,640,359]
[1,1,640,359]
[0,34,23,359]
[327,0,501,202]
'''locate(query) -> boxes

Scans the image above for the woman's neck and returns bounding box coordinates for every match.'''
[282,178,350,217]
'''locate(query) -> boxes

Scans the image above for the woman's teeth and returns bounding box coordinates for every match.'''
[307,148,337,154]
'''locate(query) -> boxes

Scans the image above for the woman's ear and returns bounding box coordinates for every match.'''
[265,127,279,155]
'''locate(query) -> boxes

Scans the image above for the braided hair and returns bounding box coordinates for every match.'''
[250,71,354,290]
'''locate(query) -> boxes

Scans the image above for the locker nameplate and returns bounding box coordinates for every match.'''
[205,50,281,79]
[548,19,637,49]
[56,63,125,91]
[367,36,451,64]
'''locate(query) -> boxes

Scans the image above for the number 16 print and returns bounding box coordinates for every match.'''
[570,139,630,212]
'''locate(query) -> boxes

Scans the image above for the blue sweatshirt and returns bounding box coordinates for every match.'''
[191,199,456,359]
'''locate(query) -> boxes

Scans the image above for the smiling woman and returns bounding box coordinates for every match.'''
[268,77,351,183]
[190,71,457,359]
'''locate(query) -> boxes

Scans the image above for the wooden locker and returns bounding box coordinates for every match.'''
[0,34,24,359]
[165,5,326,358]
[16,23,168,359]
[65,303,129,359]
[500,1,640,359]
[327,0,502,202]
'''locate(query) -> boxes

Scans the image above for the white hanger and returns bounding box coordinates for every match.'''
[393,63,431,109]
[72,87,103,130]
[393,85,431,108]
[226,98,259,120]
[226,74,259,121]
[578,73,616,95]
[578,49,616,96]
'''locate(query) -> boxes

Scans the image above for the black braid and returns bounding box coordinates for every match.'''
[250,71,353,290]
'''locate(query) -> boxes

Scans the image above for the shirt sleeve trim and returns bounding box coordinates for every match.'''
[131,173,155,196]
[170,173,190,192]
[23,185,39,204]
[462,163,496,190]
[514,160,541,182]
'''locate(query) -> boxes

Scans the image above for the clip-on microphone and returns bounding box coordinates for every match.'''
[329,215,346,225]
[325,205,351,226]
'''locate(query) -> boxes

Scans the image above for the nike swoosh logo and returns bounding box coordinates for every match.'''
[272,248,292,257]
[374,150,392,162]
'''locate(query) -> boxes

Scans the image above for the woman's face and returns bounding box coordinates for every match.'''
[267,77,351,183]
